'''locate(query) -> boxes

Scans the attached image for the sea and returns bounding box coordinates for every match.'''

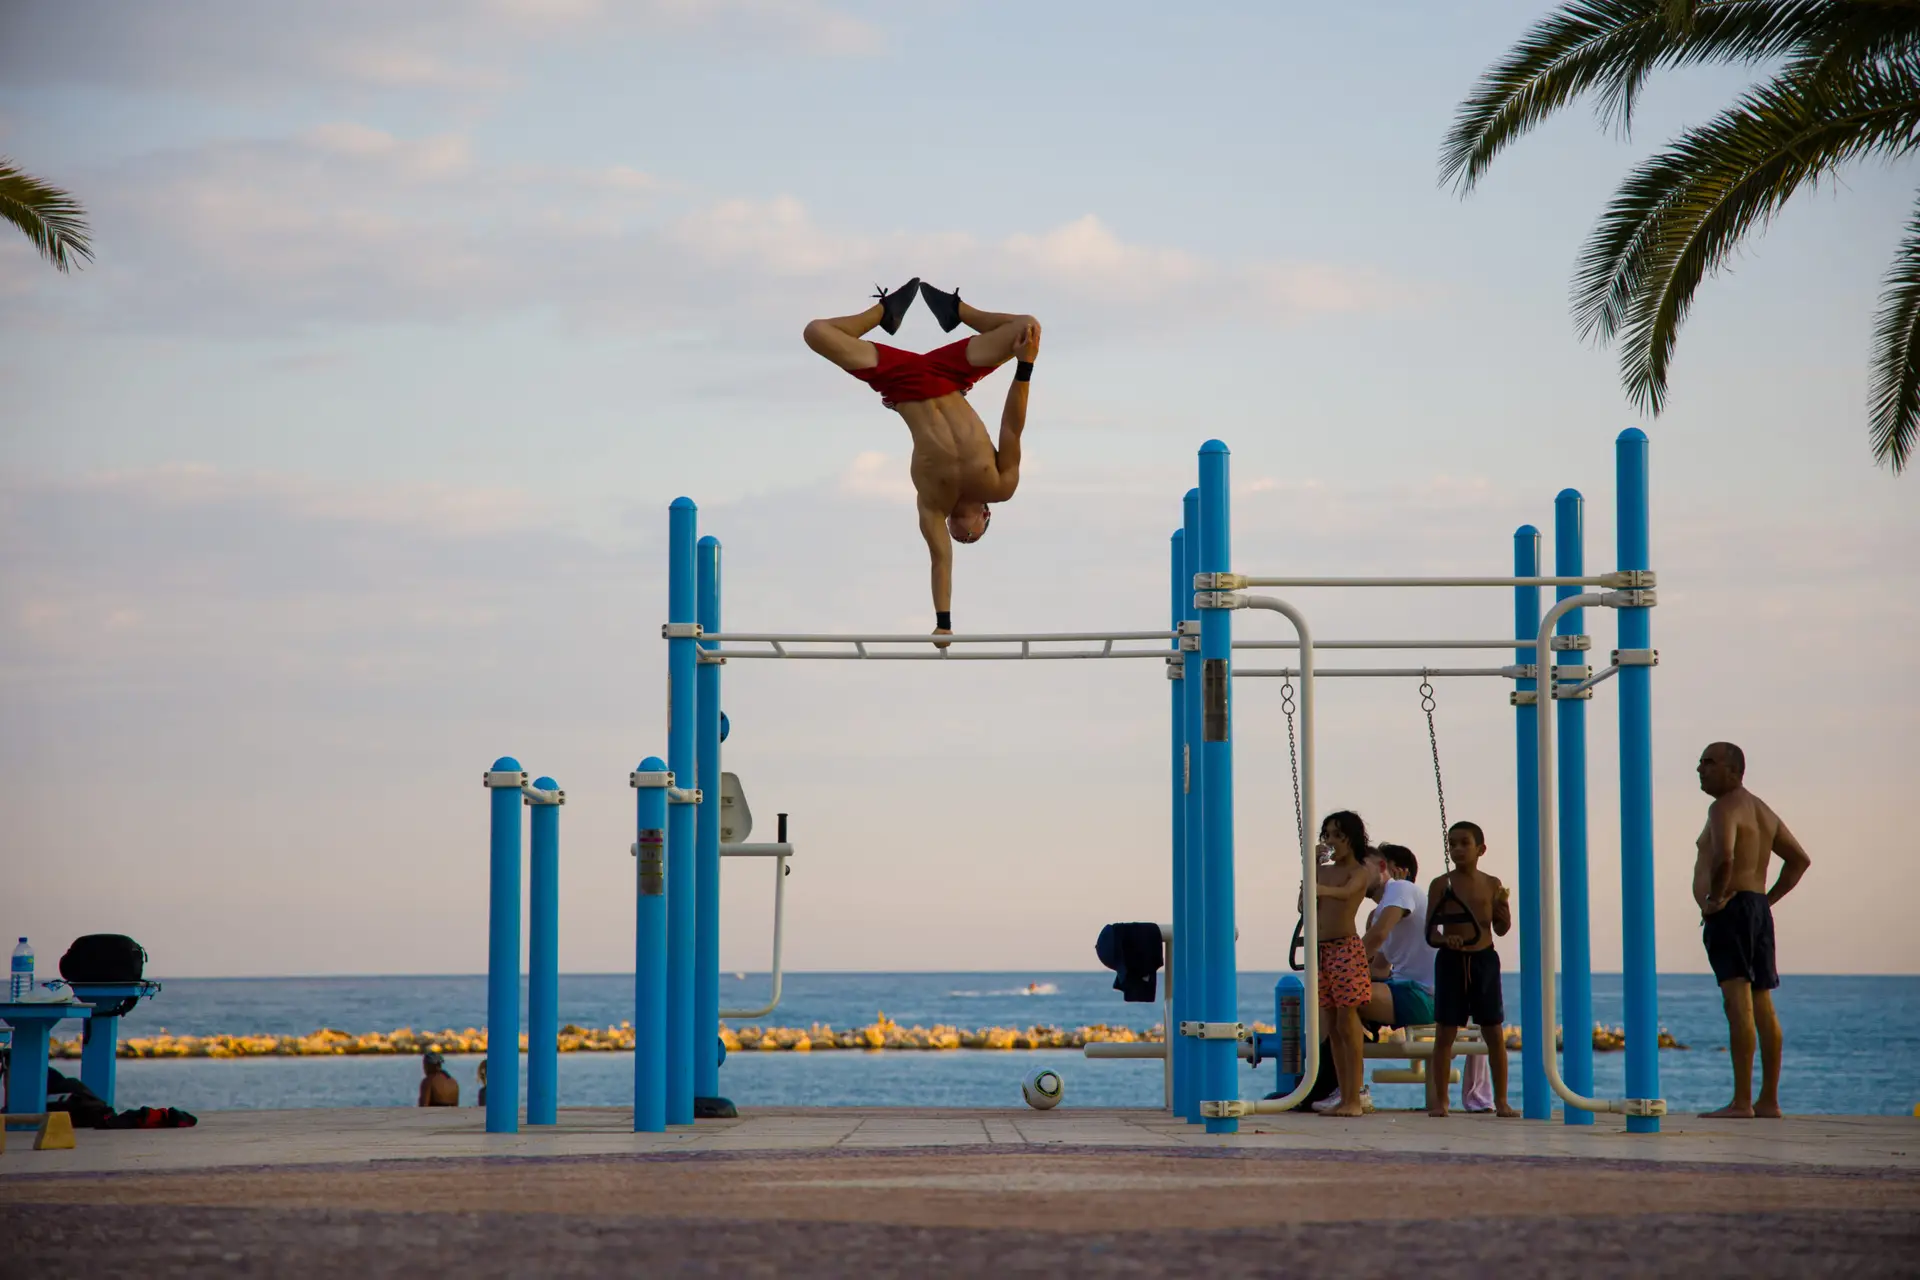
[58,972,1919,1117]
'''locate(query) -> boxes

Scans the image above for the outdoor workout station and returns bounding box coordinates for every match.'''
[481,428,1667,1135]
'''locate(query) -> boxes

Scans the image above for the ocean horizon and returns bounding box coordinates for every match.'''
[37,971,1917,1118]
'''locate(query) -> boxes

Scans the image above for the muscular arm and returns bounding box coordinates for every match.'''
[918,503,953,615]
[989,323,1038,499]
[1701,797,1740,911]
[1767,819,1811,906]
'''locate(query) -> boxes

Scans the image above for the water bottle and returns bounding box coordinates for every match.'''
[10,937,32,1002]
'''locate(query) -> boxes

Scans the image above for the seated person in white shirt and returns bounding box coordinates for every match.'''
[1360,843,1437,1028]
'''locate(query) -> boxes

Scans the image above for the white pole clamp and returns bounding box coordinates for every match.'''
[630,770,672,789]
[1193,591,1240,611]
[1552,685,1594,701]
[668,787,703,805]
[1603,589,1658,608]
[1551,634,1592,651]
[1550,664,1591,682]
[696,651,727,665]
[661,622,704,639]
[1617,1097,1668,1117]
[521,786,565,806]
[483,770,528,789]
[1165,658,1184,680]
[1199,1099,1251,1118]
[1599,569,1657,588]
[1178,1020,1246,1040]
[1510,690,1536,707]
[1611,648,1659,667]
[1192,572,1247,591]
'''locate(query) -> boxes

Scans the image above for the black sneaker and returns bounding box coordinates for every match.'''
[919,281,963,332]
[874,278,920,335]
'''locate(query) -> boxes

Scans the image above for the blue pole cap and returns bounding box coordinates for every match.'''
[638,756,667,772]
[1200,439,1230,455]
[533,776,557,790]
[719,712,730,743]
[1514,524,1540,539]
[491,756,522,772]
[698,534,720,550]
[1617,426,1648,443]
[1556,488,1583,504]
[671,496,697,510]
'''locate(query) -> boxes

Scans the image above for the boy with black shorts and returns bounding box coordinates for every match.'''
[1425,821,1519,1118]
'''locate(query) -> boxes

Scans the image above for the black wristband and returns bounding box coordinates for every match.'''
[1014,360,1033,382]
[936,611,951,631]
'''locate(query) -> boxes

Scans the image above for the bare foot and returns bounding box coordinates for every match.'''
[932,627,951,651]
[1427,1107,1449,1118]
[1754,1101,1782,1118]
[1327,1102,1365,1117]
[1700,1103,1755,1118]
[1495,1104,1521,1118]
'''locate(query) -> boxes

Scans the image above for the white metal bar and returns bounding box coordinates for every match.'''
[1239,575,1616,589]
[720,848,789,1021]
[1235,666,1520,679]
[705,630,1174,644]
[1233,639,1525,651]
[1564,663,1621,694]
[710,648,1172,661]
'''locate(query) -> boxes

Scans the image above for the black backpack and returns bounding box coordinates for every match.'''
[59,934,147,984]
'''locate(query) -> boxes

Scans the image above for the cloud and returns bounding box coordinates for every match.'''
[0,0,882,99]
[838,451,917,505]
[0,125,1405,342]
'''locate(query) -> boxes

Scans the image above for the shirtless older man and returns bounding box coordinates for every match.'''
[1694,741,1812,1118]
[804,280,1039,642]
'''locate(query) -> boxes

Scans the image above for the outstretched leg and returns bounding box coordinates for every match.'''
[1753,988,1783,1117]
[802,303,883,372]
[956,299,1039,370]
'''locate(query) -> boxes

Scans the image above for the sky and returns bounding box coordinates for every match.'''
[2,1,1915,981]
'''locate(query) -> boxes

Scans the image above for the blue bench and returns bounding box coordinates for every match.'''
[1,1001,92,1117]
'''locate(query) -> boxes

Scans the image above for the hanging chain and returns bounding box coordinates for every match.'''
[1280,675,1303,853]
[1420,673,1451,873]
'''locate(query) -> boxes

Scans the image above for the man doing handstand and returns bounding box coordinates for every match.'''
[803,279,1040,643]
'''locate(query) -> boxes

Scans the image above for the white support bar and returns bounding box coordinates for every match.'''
[1236,665,1523,680]
[696,651,726,665]
[1233,638,1529,651]
[521,785,565,806]
[667,787,703,805]
[1232,572,1650,589]
[719,843,795,857]
[711,647,1173,662]
[707,629,1172,645]
[720,844,791,1020]
[483,770,528,789]
[630,770,672,789]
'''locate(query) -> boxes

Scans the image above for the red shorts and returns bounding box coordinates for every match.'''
[847,338,990,409]
[1318,936,1372,1010]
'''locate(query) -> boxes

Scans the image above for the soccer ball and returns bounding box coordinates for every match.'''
[1021,1068,1064,1110]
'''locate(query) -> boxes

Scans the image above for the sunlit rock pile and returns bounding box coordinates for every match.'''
[48,1015,1681,1058]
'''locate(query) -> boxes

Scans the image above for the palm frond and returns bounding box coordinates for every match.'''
[1440,0,1915,193]
[0,159,94,271]
[1572,56,1920,412]
[1869,192,1920,470]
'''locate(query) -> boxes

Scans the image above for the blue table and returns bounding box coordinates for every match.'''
[66,981,160,1109]
[1,1003,91,1117]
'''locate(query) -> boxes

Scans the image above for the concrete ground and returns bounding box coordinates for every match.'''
[3,1108,1915,1277]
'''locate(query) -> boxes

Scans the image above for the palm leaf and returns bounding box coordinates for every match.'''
[1440,0,1918,193]
[1572,57,1920,412]
[1869,193,1920,469]
[0,159,94,271]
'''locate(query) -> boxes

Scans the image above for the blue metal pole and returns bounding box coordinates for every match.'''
[1615,428,1661,1133]
[1179,487,1204,1123]
[485,754,523,1134]
[1197,441,1238,1135]
[633,757,669,1132]
[667,497,699,1126]
[696,535,723,1103]
[1554,492,1595,1126]
[80,1017,119,1108]
[1168,526,1189,1117]
[1512,531,1549,1120]
[527,774,561,1126]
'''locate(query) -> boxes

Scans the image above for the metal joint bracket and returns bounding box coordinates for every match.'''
[1193,591,1241,611]
[1603,589,1658,609]
[1601,569,1657,589]
[661,622,704,639]
[521,786,565,806]
[1550,664,1592,681]
[1509,663,1538,681]
[1510,690,1536,707]
[1551,634,1592,651]
[1179,1020,1246,1040]
[1552,685,1594,701]
[484,769,529,789]
[1611,648,1659,667]
[1192,572,1246,591]
[696,651,727,665]
[1617,1097,1668,1118]
[1178,620,1201,637]
[1165,659,1184,680]
[667,787,703,805]
[1199,1099,1251,1119]
[629,770,672,789]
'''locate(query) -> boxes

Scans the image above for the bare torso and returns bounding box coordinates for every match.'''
[897,394,1014,510]
[1315,857,1370,941]
[1694,786,1782,908]
[1429,867,1509,952]
[419,1071,459,1106]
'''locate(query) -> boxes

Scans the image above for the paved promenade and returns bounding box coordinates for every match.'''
[4,1108,1915,1277]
